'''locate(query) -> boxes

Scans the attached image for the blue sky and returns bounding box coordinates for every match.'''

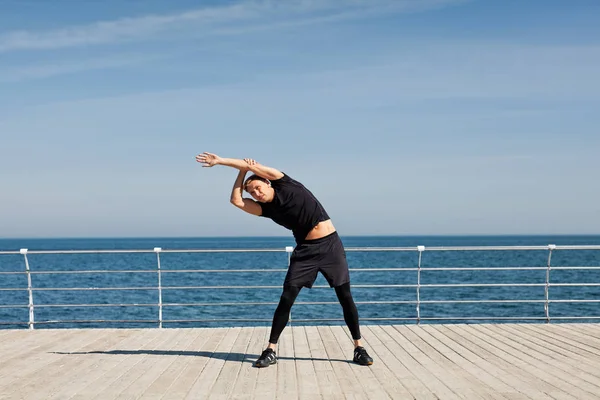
[1,0,599,238]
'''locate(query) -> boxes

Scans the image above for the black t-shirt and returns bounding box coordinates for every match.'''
[259,173,330,244]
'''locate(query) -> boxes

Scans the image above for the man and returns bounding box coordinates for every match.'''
[196,152,374,367]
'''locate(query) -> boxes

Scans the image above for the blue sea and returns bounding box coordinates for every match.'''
[1,235,599,329]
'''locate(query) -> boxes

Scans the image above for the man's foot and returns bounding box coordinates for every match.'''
[255,348,277,368]
[353,346,373,366]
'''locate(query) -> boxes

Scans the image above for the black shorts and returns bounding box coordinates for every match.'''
[284,231,350,289]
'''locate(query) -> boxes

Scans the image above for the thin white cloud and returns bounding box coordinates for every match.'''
[0,54,159,82]
[0,0,467,52]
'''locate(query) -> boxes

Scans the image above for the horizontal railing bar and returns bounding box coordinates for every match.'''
[418,317,549,320]
[7,315,600,326]
[548,299,600,303]
[417,266,600,271]
[28,287,159,291]
[422,283,600,287]
[21,267,547,274]
[347,245,600,251]
[26,284,414,291]
[0,249,288,255]
[30,319,159,325]
[538,316,600,320]
[11,265,600,276]
[26,269,288,274]
[19,282,600,292]
[9,281,599,292]
[29,270,159,275]
[8,299,600,310]
[33,304,157,308]
[547,283,600,287]
[163,319,275,323]
[0,305,28,309]
[2,245,600,256]
[163,301,417,306]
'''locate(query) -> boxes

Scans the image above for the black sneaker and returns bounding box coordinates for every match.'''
[255,348,277,368]
[353,346,373,366]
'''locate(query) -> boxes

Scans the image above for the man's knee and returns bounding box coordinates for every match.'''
[334,282,354,304]
[279,286,301,307]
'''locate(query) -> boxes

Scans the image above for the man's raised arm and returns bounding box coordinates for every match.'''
[242,158,284,181]
[229,169,262,216]
[196,152,284,180]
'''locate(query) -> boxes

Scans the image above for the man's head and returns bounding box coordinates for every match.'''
[244,174,275,202]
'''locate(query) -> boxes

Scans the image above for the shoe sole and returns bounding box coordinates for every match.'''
[255,360,277,368]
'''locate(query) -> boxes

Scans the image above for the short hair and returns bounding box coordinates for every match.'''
[244,174,270,191]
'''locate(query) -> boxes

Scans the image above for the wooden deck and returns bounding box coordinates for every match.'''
[0,323,599,399]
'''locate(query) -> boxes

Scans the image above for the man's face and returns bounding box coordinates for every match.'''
[245,180,273,203]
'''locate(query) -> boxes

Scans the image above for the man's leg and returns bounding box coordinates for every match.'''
[334,282,361,342]
[334,282,374,366]
[255,285,301,367]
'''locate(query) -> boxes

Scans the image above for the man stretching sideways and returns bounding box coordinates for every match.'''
[196,152,374,367]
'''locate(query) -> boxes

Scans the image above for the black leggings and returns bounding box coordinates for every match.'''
[268,282,361,344]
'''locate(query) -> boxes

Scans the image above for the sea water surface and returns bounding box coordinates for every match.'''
[1,235,599,329]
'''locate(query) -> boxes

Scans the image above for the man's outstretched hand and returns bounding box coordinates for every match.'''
[196,152,221,167]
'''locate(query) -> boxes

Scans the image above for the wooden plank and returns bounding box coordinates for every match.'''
[45,329,194,399]
[254,326,277,400]
[335,325,403,400]
[480,324,600,389]
[0,329,136,399]
[208,327,254,398]
[573,323,600,340]
[96,328,202,399]
[81,329,183,399]
[428,325,567,400]
[112,329,205,399]
[66,329,171,399]
[465,324,599,400]
[378,325,464,400]
[137,328,221,400]
[44,329,167,400]
[330,325,391,400]
[231,326,270,400]
[183,327,242,399]
[305,325,343,398]
[359,326,428,399]
[504,324,600,373]
[0,329,82,370]
[275,326,298,399]
[366,325,442,400]
[492,325,600,386]
[292,325,321,399]
[400,325,508,399]
[525,324,600,355]
[439,325,570,400]
[319,325,369,399]
[0,329,62,357]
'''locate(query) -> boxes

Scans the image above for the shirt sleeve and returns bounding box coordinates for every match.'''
[270,173,293,188]
[259,202,271,218]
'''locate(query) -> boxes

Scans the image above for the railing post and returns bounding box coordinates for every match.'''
[21,249,35,330]
[416,246,425,325]
[154,247,163,329]
[286,246,294,324]
[545,244,555,324]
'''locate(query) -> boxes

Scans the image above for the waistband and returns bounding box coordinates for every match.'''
[299,231,339,245]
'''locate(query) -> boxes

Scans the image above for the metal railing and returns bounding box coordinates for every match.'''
[0,244,599,329]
